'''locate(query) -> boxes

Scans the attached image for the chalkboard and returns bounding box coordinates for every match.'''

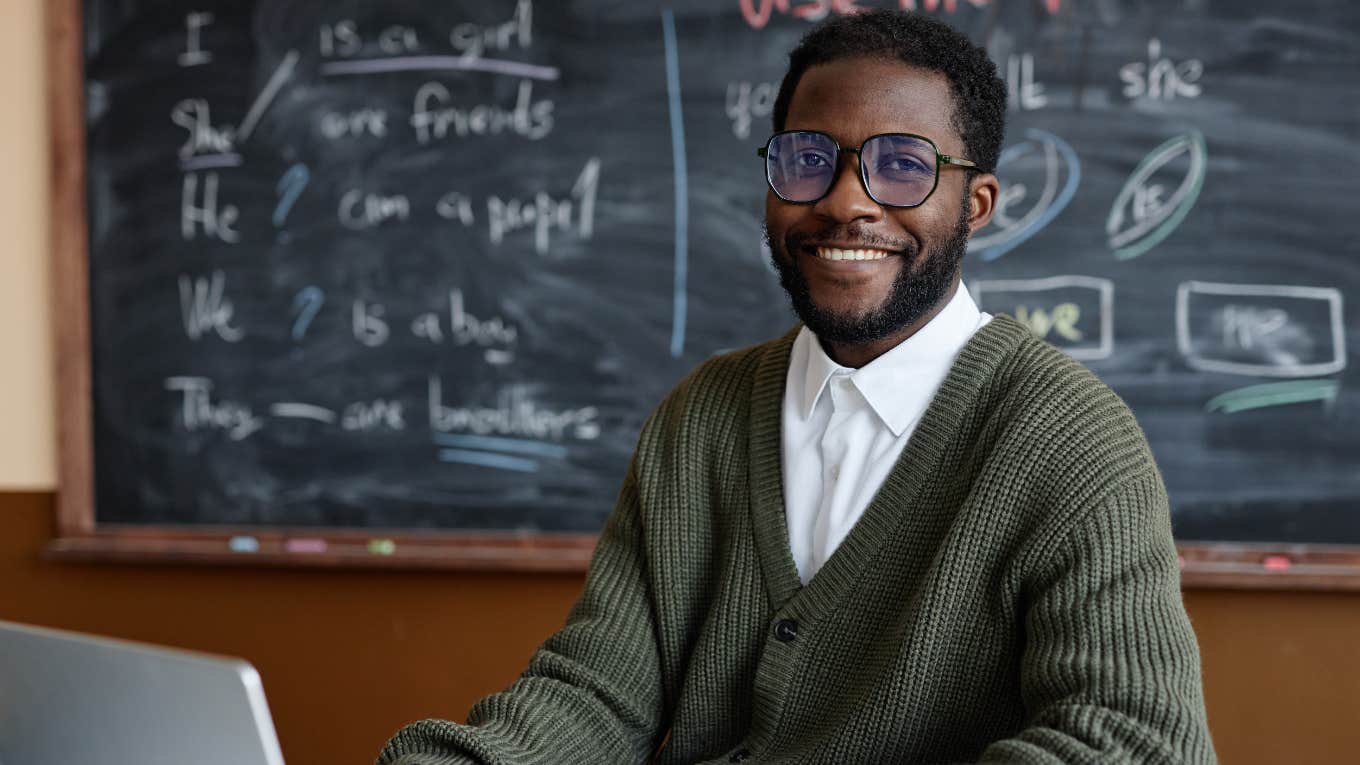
[51,0,1360,582]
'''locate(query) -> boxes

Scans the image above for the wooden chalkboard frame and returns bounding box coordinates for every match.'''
[45,0,1360,585]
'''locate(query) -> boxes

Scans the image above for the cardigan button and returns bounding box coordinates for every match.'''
[773,618,798,642]
[730,749,751,762]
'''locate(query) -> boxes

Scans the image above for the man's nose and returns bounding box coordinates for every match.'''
[812,152,882,223]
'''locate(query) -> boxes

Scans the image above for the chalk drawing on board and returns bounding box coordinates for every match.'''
[1107,130,1206,260]
[433,430,572,474]
[433,433,572,474]
[1176,281,1346,378]
[662,9,688,358]
[269,403,338,424]
[237,50,299,142]
[169,50,296,172]
[179,153,241,171]
[968,129,1080,262]
[971,275,1113,360]
[1205,379,1341,415]
[273,164,310,228]
[319,57,558,81]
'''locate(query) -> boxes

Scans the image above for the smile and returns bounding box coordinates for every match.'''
[814,246,894,261]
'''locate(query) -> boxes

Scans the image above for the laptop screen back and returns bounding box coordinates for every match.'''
[0,620,285,765]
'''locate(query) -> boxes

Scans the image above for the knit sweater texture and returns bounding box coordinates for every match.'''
[379,316,1216,764]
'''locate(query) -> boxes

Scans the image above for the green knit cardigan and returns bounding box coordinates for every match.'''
[380,316,1216,764]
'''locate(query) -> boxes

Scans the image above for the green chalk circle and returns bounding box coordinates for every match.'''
[1107,130,1207,260]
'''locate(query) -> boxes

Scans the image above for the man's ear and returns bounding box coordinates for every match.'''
[966,173,999,234]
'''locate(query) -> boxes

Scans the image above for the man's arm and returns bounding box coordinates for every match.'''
[979,471,1217,764]
[378,460,667,765]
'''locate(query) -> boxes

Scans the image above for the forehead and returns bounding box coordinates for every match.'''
[784,57,961,153]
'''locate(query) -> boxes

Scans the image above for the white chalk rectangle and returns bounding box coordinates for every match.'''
[971,276,1114,360]
[1176,281,1346,377]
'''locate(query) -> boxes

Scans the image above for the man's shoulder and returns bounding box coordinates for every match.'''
[982,316,1156,486]
[989,316,1138,427]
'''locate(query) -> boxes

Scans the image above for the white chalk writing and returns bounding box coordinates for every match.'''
[1120,39,1203,101]
[410,80,554,144]
[178,12,214,67]
[487,157,600,255]
[181,173,240,242]
[179,271,244,342]
[165,377,262,440]
[352,300,390,346]
[428,378,599,440]
[338,190,410,230]
[726,80,778,140]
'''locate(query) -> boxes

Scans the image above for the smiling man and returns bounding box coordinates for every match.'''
[380,11,1215,765]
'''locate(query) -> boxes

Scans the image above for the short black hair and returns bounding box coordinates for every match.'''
[772,10,1007,174]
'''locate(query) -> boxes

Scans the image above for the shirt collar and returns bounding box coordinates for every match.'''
[794,283,986,436]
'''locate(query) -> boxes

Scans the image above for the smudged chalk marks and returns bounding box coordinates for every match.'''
[1176,281,1346,378]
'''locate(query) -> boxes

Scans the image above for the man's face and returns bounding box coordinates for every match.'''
[765,57,989,353]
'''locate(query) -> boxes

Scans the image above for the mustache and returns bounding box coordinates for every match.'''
[781,226,917,256]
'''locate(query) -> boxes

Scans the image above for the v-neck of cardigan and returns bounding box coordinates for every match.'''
[746,315,1032,617]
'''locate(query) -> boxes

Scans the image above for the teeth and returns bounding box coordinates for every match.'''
[815,247,891,261]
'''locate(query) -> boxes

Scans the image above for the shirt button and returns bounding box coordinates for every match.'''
[774,618,799,642]
[730,750,751,763]
[829,465,840,480]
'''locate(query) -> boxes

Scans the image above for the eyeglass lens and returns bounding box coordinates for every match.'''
[765,131,939,207]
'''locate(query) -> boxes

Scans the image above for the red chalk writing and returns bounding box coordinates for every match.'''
[740,0,858,30]
[739,0,1062,29]
[898,0,988,11]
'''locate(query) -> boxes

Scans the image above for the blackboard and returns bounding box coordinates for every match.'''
[52,0,1360,581]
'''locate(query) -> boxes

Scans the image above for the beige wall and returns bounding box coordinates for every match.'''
[0,0,56,489]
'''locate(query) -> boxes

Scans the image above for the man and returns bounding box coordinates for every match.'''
[381,11,1215,764]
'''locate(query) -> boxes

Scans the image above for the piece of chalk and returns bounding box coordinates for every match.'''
[1262,555,1291,571]
[228,536,260,553]
[284,538,328,554]
[368,539,397,556]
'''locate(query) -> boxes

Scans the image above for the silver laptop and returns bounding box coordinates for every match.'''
[0,619,285,765]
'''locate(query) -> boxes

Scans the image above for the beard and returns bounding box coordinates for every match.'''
[767,203,972,347]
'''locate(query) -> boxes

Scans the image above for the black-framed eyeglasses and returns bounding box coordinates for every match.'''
[757,130,978,208]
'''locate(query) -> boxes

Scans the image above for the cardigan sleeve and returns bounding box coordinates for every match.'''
[376,459,667,765]
[978,470,1217,764]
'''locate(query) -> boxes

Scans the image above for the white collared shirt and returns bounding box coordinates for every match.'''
[781,284,992,584]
